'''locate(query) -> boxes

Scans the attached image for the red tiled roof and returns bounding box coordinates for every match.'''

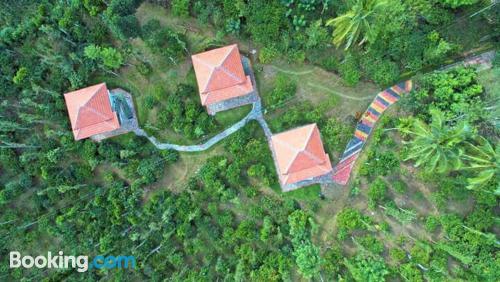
[192,44,254,106]
[270,124,333,185]
[64,83,120,140]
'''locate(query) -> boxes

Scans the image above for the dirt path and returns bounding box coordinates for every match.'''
[269,65,315,75]
[306,83,374,101]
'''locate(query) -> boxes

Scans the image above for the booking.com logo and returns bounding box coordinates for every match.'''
[9,251,135,272]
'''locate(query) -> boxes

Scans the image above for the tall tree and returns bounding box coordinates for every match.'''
[461,136,499,192]
[402,109,470,173]
[326,0,389,49]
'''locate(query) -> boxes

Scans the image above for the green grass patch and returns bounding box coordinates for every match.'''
[283,184,322,201]
[214,105,252,127]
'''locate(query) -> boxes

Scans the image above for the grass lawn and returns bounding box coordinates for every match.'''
[283,184,322,201]
[477,67,500,96]
[258,61,380,120]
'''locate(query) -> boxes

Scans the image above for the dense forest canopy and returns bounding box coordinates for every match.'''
[0,0,498,280]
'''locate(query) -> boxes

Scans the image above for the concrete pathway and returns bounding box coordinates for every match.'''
[133,100,267,152]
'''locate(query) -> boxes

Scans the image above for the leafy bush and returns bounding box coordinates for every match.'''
[322,118,353,154]
[259,46,280,63]
[136,61,152,76]
[368,178,388,208]
[286,49,306,64]
[358,235,384,254]
[392,180,407,194]
[425,215,440,232]
[245,0,288,46]
[382,201,417,224]
[344,254,389,282]
[361,56,400,86]
[171,0,190,17]
[360,150,400,177]
[265,73,297,108]
[339,53,361,86]
[401,67,484,124]
[440,0,478,9]
[320,56,339,72]
[390,248,407,264]
[141,19,187,63]
[157,84,216,139]
[336,208,370,240]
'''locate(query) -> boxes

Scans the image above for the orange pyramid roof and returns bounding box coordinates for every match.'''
[271,124,332,185]
[192,44,254,106]
[64,83,120,140]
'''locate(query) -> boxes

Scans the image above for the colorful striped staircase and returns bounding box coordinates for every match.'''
[332,80,413,185]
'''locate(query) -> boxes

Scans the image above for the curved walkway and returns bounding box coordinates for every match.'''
[134,99,272,152]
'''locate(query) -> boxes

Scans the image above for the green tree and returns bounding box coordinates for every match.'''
[13,67,28,85]
[326,0,389,49]
[367,178,387,208]
[171,0,190,17]
[403,109,470,173]
[344,254,389,282]
[84,44,123,71]
[461,136,499,192]
[439,0,478,9]
[294,242,321,279]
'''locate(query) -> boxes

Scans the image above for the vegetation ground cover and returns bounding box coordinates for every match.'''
[0,0,498,281]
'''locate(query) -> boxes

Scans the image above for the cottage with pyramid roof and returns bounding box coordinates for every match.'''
[191,44,258,115]
[270,123,333,191]
[64,83,138,141]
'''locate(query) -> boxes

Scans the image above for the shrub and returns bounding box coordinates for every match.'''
[392,180,407,194]
[287,49,306,64]
[360,150,400,177]
[399,263,424,282]
[265,73,296,107]
[322,118,353,154]
[339,54,361,86]
[390,248,407,264]
[259,46,279,64]
[171,0,190,17]
[368,178,388,208]
[142,20,187,63]
[401,67,484,124]
[425,215,440,232]
[358,235,384,254]
[365,58,400,86]
[320,56,339,72]
[143,95,156,109]
[440,0,478,9]
[409,242,432,265]
[245,0,287,46]
[116,15,141,38]
[136,61,152,76]
[336,208,369,240]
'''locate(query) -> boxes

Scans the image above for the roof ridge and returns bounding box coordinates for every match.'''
[218,44,236,67]
[74,105,112,129]
[274,124,323,173]
[74,84,112,129]
[284,147,325,174]
[80,83,104,108]
[302,124,316,150]
[192,56,215,93]
[195,45,243,93]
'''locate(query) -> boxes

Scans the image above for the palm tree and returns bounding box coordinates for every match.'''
[461,136,499,192]
[402,109,471,174]
[326,0,389,50]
